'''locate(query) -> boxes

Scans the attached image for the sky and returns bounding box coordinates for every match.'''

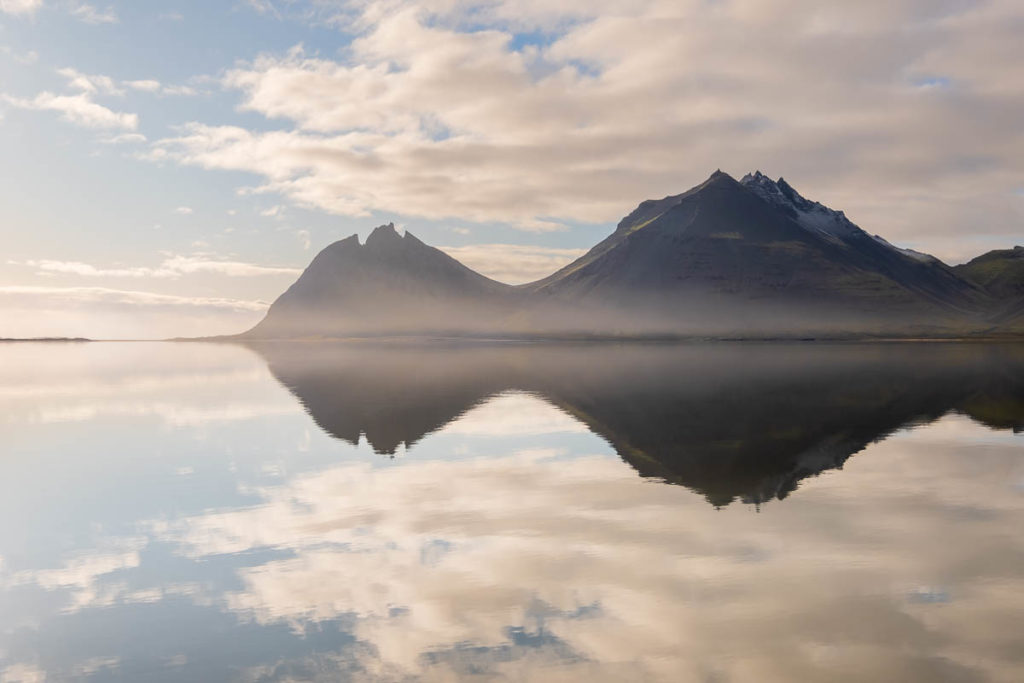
[0,0,1022,338]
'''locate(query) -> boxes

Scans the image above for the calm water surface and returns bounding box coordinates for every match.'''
[0,341,1022,682]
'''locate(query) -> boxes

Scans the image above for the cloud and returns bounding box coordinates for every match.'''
[0,663,46,683]
[0,46,39,64]
[438,243,586,284]
[0,0,42,15]
[3,66,196,136]
[158,255,300,278]
[57,67,123,95]
[4,91,138,130]
[125,79,198,96]
[5,68,139,130]
[296,229,312,250]
[151,0,1024,256]
[0,285,269,310]
[16,254,301,279]
[69,2,117,24]
[125,79,161,93]
[173,206,193,215]
[98,132,146,144]
[0,286,269,338]
[243,0,280,18]
[161,84,198,96]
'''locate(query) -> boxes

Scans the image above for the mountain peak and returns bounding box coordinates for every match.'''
[365,222,402,248]
[740,171,864,241]
[705,169,737,185]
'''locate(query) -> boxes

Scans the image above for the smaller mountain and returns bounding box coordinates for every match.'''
[243,223,516,339]
[955,246,1024,326]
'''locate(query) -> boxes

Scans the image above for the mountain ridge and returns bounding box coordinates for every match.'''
[234,172,1021,340]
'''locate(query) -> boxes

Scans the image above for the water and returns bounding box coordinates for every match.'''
[0,341,1022,682]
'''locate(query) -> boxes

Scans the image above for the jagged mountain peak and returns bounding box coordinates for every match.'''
[737,173,949,269]
[365,222,403,248]
[322,224,426,254]
[740,170,863,242]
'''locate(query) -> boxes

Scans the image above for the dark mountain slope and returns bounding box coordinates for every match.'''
[740,171,988,313]
[524,171,987,335]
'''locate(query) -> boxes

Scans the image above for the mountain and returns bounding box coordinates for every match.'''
[244,223,517,339]
[955,246,1024,327]
[237,172,1016,340]
[525,170,989,336]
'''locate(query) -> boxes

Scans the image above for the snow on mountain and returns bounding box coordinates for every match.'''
[739,171,866,242]
[739,170,947,267]
[870,235,938,263]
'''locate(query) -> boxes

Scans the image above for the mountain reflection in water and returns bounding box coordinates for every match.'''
[249,341,1024,507]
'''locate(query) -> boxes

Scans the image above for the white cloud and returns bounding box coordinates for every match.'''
[125,79,161,93]
[173,206,194,215]
[161,84,198,96]
[296,229,312,250]
[4,91,138,130]
[0,286,270,309]
[0,286,269,338]
[243,0,280,18]
[57,67,123,95]
[0,0,42,15]
[4,68,139,130]
[438,243,587,284]
[125,79,198,97]
[159,255,300,278]
[0,46,39,64]
[0,663,46,683]
[99,132,147,144]
[152,0,1024,255]
[1,66,198,135]
[17,254,301,279]
[70,2,117,24]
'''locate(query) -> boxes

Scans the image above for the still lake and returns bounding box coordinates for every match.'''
[0,341,1022,682]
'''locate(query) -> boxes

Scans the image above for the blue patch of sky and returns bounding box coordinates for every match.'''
[565,58,601,79]
[507,28,563,51]
[911,75,951,89]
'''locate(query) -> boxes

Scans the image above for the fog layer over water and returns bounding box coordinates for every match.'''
[0,342,1022,682]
